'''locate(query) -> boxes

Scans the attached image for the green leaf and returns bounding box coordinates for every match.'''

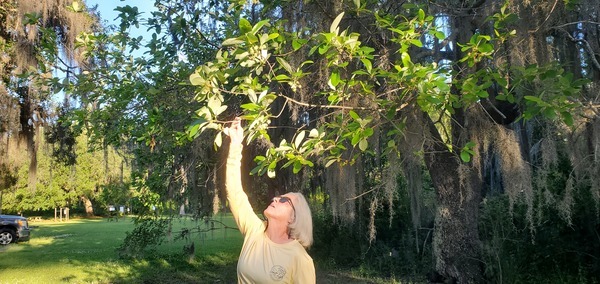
[304,159,314,167]
[351,132,361,145]
[274,74,291,81]
[524,95,545,104]
[543,107,557,119]
[418,9,425,21]
[292,38,307,51]
[282,158,295,168]
[294,131,306,149]
[268,160,278,170]
[239,18,252,33]
[189,72,204,86]
[187,124,200,139]
[387,140,396,148]
[325,159,337,168]
[330,12,345,34]
[359,139,368,151]
[360,58,372,73]
[434,79,450,92]
[318,44,329,55]
[251,20,270,34]
[460,151,471,162]
[276,57,293,74]
[329,71,341,88]
[561,111,574,126]
[187,118,207,138]
[479,43,494,53]
[207,96,222,112]
[222,38,244,46]
[246,33,258,44]
[214,132,223,147]
[426,96,442,104]
[433,31,445,40]
[401,52,412,67]
[327,94,338,103]
[241,103,260,110]
[293,160,302,173]
[309,128,319,138]
[409,39,423,47]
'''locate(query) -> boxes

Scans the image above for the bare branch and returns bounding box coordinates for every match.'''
[279,93,409,112]
[195,27,220,49]
[554,28,600,72]
[529,0,560,33]
[554,21,600,29]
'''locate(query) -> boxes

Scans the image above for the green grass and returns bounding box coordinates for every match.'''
[0,215,242,284]
[0,215,399,284]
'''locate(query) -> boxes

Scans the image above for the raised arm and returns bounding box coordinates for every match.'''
[224,118,264,236]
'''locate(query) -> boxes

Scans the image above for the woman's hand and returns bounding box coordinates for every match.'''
[225,117,244,145]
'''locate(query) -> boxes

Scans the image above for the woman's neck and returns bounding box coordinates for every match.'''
[265,220,293,244]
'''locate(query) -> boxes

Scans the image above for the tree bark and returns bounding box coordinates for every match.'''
[80,195,94,217]
[418,2,491,281]
[423,112,484,283]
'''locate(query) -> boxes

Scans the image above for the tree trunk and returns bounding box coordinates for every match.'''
[427,159,483,283]
[80,195,94,217]
[423,110,484,283]
[418,2,492,281]
[17,87,38,192]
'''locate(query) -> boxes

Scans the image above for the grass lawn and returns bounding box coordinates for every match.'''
[0,215,392,284]
[0,215,243,283]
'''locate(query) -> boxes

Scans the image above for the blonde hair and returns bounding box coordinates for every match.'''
[287,192,313,248]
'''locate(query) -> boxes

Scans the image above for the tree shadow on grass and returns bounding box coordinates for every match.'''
[90,252,384,284]
[89,252,239,284]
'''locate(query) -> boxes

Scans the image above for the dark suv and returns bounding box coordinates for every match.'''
[0,214,31,245]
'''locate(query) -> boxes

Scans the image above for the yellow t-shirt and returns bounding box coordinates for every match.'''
[226,144,316,283]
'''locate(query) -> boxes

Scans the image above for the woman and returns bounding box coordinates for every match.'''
[225,117,316,283]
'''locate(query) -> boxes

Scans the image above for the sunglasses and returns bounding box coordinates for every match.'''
[273,196,296,218]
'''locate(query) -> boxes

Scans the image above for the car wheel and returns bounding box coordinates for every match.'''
[0,228,16,245]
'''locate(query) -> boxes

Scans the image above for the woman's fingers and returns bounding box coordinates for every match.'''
[227,117,244,144]
[232,117,241,128]
[224,117,242,137]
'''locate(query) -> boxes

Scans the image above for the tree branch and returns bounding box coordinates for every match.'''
[529,0,559,33]
[554,21,600,29]
[554,28,600,72]
[279,93,409,112]
[195,27,220,49]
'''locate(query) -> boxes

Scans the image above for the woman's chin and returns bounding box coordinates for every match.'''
[263,207,273,217]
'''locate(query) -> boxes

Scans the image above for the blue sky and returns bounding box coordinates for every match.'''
[51,1,156,102]
[84,0,163,62]
[85,0,156,38]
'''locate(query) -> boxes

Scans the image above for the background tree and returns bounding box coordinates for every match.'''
[3,128,130,216]
[68,0,252,218]
[0,0,95,196]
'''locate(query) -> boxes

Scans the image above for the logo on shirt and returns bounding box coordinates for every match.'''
[270,265,287,281]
